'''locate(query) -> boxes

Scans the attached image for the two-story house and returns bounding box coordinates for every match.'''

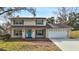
[9,17,48,39]
[9,16,72,40]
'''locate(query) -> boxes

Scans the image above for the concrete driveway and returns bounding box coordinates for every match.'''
[50,38,79,51]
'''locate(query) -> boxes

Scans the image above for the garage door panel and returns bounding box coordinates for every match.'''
[48,31,68,38]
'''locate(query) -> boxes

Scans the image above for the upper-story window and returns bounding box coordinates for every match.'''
[36,19,43,25]
[13,20,24,25]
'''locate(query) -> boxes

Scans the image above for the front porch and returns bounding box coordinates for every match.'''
[11,28,47,39]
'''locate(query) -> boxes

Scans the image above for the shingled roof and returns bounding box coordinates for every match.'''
[47,23,72,29]
[9,17,46,20]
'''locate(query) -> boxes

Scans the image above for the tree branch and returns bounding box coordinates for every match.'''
[0,9,13,15]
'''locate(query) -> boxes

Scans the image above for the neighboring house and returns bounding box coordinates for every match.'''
[9,17,72,39]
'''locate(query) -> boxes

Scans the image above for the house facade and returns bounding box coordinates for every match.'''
[9,17,72,39]
[10,17,48,39]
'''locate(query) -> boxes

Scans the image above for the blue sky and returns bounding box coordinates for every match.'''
[0,7,58,24]
[0,7,79,24]
[35,7,57,17]
[14,7,57,17]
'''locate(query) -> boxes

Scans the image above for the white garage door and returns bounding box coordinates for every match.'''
[48,30,68,39]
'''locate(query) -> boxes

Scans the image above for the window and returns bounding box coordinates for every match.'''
[14,29,22,36]
[36,30,44,35]
[13,20,24,25]
[36,19,43,25]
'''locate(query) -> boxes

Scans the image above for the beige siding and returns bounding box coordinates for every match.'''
[24,19,47,26]
[43,20,47,26]
[24,19,35,25]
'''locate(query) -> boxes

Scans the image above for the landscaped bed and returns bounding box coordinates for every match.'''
[0,40,61,51]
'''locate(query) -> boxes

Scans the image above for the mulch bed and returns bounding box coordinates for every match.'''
[30,41,62,51]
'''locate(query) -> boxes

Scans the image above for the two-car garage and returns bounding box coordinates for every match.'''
[47,23,72,39]
[48,29,68,39]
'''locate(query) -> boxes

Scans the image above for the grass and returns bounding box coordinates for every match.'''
[0,40,61,51]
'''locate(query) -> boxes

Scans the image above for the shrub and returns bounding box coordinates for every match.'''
[0,34,4,40]
[0,34,11,40]
[4,34,11,40]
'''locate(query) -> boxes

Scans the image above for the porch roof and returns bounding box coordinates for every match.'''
[11,25,47,29]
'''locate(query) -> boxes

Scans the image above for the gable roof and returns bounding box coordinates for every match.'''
[47,23,72,29]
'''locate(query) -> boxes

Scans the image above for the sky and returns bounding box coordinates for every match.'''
[1,7,79,24]
[13,7,58,17]
[0,7,58,24]
[1,7,76,24]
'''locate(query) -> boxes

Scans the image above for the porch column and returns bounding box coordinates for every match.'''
[46,29,48,38]
[11,28,14,38]
[32,29,35,38]
[22,28,25,38]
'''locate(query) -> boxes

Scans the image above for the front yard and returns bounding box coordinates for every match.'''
[0,40,61,51]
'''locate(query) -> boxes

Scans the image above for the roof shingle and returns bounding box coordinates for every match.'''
[47,23,72,29]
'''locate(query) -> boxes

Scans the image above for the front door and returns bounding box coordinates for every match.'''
[28,30,32,38]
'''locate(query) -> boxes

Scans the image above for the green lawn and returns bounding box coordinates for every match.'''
[0,40,61,51]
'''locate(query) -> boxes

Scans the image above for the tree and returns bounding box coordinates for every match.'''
[55,7,78,24]
[0,7,36,33]
[67,12,79,30]
[47,17,55,24]
[0,7,36,17]
[53,7,79,30]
